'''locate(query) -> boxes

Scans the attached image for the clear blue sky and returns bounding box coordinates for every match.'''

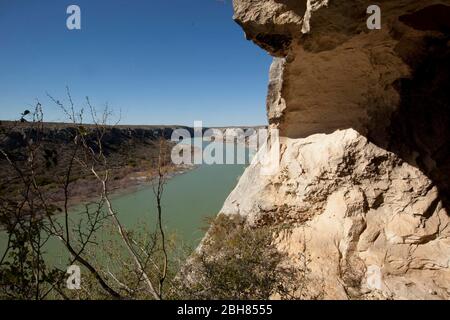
[0,0,271,126]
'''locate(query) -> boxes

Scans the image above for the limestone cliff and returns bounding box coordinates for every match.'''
[216,0,450,299]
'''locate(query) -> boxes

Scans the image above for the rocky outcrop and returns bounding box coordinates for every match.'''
[0,122,189,209]
[214,0,450,299]
[222,129,450,299]
[0,122,191,151]
[235,0,450,205]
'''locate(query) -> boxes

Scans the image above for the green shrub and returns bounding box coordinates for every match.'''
[175,214,302,300]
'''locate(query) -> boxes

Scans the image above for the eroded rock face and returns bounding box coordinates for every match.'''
[236,0,450,137]
[221,130,450,299]
[215,0,450,299]
[236,0,450,203]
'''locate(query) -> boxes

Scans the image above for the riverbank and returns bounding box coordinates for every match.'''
[1,139,249,268]
[0,121,198,225]
[63,163,198,210]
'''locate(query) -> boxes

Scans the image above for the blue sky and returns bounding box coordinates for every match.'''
[0,0,272,126]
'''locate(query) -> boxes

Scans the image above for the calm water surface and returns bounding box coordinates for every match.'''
[0,139,250,266]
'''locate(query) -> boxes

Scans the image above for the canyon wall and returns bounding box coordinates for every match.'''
[218,0,450,299]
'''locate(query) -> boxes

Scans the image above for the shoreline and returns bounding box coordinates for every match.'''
[67,163,198,211]
[0,164,198,232]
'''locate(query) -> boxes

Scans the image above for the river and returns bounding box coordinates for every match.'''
[0,139,250,267]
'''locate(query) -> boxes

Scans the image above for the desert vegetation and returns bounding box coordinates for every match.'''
[175,214,311,300]
[0,94,313,300]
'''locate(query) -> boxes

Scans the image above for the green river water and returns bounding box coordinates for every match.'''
[0,139,250,267]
